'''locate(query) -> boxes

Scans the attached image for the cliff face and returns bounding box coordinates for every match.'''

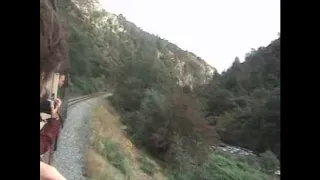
[59,0,215,92]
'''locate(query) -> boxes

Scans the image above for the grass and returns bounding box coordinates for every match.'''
[205,153,269,180]
[165,151,278,180]
[85,102,131,180]
[85,149,125,180]
[137,154,157,175]
[84,99,165,180]
[100,140,131,176]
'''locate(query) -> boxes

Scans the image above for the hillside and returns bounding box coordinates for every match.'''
[58,0,215,95]
[199,37,280,158]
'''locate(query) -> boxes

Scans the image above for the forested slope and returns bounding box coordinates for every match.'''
[58,0,215,95]
[199,38,280,158]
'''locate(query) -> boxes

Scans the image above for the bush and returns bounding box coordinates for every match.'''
[118,87,217,168]
[110,77,145,112]
[259,150,279,174]
[143,88,216,166]
[100,140,132,176]
[138,155,157,175]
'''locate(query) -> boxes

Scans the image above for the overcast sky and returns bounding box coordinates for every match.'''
[99,0,280,73]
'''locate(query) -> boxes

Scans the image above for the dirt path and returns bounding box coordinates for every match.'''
[51,94,110,180]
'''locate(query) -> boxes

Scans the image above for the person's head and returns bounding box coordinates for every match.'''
[58,74,66,88]
[40,0,68,101]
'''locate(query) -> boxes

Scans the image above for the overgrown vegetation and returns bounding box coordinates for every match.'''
[100,140,132,176]
[86,105,133,179]
[109,37,280,178]
[86,103,165,180]
[198,38,280,159]
[138,154,157,175]
[166,153,267,180]
[59,0,280,179]
[165,149,279,180]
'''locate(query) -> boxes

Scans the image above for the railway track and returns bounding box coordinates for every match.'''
[68,92,106,106]
[41,92,108,165]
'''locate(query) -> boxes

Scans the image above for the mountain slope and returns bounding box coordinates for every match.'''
[58,0,215,94]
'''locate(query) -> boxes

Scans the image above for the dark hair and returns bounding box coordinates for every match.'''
[40,0,68,92]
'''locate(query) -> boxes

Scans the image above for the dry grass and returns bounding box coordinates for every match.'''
[85,149,125,180]
[85,99,165,180]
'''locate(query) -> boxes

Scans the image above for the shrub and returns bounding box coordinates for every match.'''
[259,150,279,174]
[100,140,132,176]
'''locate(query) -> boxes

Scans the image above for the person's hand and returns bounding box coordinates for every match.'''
[50,98,62,119]
[40,161,66,180]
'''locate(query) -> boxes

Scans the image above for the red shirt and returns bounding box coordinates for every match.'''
[40,118,61,155]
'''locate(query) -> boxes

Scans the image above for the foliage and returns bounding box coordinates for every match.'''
[200,38,280,158]
[109,46,217,168]
[166,151,273,180]
[259,150,280,174]
[137,154,157,175]
[100,140,132,176]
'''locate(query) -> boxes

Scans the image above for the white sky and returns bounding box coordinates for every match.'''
[99,0,280,73]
